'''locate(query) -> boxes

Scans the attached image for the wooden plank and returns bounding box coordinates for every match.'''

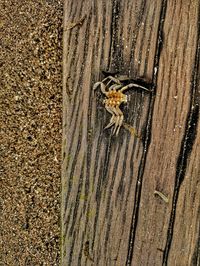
[131,1,200,265]
[62,0,200,265]
[167,12,200,264]
[168,114,200,265]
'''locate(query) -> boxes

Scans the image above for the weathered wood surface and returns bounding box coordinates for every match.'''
[62,1,200,265]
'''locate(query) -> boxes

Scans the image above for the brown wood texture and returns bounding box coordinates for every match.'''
[62,1,200,265]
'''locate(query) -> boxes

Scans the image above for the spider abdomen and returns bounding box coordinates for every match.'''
[105,91,127,107]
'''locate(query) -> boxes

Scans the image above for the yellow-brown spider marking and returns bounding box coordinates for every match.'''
[93,75,150,135]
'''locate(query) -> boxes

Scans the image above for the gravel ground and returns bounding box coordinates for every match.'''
[0,0,63,265]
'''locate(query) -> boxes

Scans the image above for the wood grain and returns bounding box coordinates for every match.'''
[62,0,200,265]
[131,1,200,265]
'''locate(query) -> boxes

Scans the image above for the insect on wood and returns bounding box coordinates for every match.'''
[93,74,151,135]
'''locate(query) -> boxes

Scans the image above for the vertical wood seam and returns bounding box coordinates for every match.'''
[126,0,168,264]
[163,2,200,263]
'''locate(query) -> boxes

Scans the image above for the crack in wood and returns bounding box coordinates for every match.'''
[126,0,168,264]
[191,218,200,265]
[163,95,199,266]
[108,0,120,72]
[163,4,200,262]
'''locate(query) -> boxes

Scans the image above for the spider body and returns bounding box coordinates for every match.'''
[103,90,127,107]
[93,75,150,135]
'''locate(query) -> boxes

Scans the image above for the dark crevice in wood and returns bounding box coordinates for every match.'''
[143,4,157,76]
[163,4,200,264]
[65,4,79,57]
[68,230,77,265]
[104,207,113,255]
[99,2,108,73]
[163,106,199,266]
[104,143,121,216]
[92,136,104,189]
[64,123,82,212]
[63,128,83,242]
[69,161,85,236]
[191,211,200,265]
[63,14,93,232]
[106,0,116,72]
[68,99,82,150]
[137,6,148,74]
[92,0,122,254]
[91,137,112,248]
[65,3,85,95]
[84,53,96,215]
[108,0,120,72]
[69,12,92,122]
[129,0,146,76]
[126,0,168,265]
[97,138,112,195]
[117,137,129,200]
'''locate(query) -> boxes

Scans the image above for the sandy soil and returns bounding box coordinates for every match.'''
[0,0,63,265]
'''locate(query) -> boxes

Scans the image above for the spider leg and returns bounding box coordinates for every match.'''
[115,107,124,135]
[104,117,116,129]
[104,78,119,88]
[108,84,122,91]
[93,82,101,90]
[102,76,122,85]
[112,107,123,135]
[93,82,107,95]
[120,83,150,92]
[104,105,116,129]
[112,110,120,135]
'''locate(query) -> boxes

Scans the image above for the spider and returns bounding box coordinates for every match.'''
[93,75,150,135]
